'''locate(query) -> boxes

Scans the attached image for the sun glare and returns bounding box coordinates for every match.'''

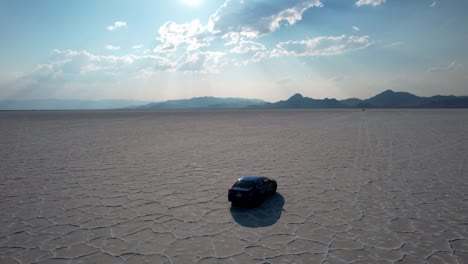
[183,0,202,6]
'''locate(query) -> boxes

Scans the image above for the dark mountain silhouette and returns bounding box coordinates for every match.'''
[4,90,466,110]
[359,90,468,108]
[364,90,422,107]
[134,90,468,110]
[340,98,363,107]
[260,93,348,108]
[134,96,265,109]
[418,95,468,108]
[257,90,468,109]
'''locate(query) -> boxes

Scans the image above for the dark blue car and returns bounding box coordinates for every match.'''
[228,176,277,205]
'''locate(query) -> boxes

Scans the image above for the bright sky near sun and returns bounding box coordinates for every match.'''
[0,0,467,101]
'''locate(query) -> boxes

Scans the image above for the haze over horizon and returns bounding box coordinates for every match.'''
[1,0,467,102]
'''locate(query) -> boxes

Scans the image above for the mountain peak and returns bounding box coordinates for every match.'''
[288,93,304,100]
[367,89,420,107]
[381,89,395,94]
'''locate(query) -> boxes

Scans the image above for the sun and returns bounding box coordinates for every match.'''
[182,0,202,6]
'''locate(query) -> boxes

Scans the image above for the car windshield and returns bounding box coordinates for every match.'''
[233,180,255,189]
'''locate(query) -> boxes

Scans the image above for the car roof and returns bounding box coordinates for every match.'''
[238,176,264,182]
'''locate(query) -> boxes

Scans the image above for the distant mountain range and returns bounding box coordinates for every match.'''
[132,97,266,109]
[131,90,468,110]
[352,90,468,108]
[0,99,152,110]
[259,93,347,109]
[256,90,468,109]
[2,90,467,110]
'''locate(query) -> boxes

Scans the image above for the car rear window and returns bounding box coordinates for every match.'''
[233,180,255,189]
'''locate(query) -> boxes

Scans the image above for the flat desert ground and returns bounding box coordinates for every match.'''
[1,109,467,263]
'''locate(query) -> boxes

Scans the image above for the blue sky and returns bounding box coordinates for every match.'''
[1,0,467,101]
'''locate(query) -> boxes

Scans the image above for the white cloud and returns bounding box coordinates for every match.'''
[154,19,212,54]
[208,0,323,38]
[352,26,360,31]
[32,49,226,76]
[428,61,463,72]
[106,21,127,31]
[222,32,241,46]
[105,45,121,51]
[355,0,386,6]
[230,40,266,54]
[28,49,176,82]
[152,19,228,73]
[430,1,437,8]
[15,1,379,86]
[149,0,339,71]
[250,51,269,63]
[271,35,370,57]
[3,50,178,99]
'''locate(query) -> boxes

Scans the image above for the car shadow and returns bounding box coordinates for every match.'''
[229,192,285,228]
